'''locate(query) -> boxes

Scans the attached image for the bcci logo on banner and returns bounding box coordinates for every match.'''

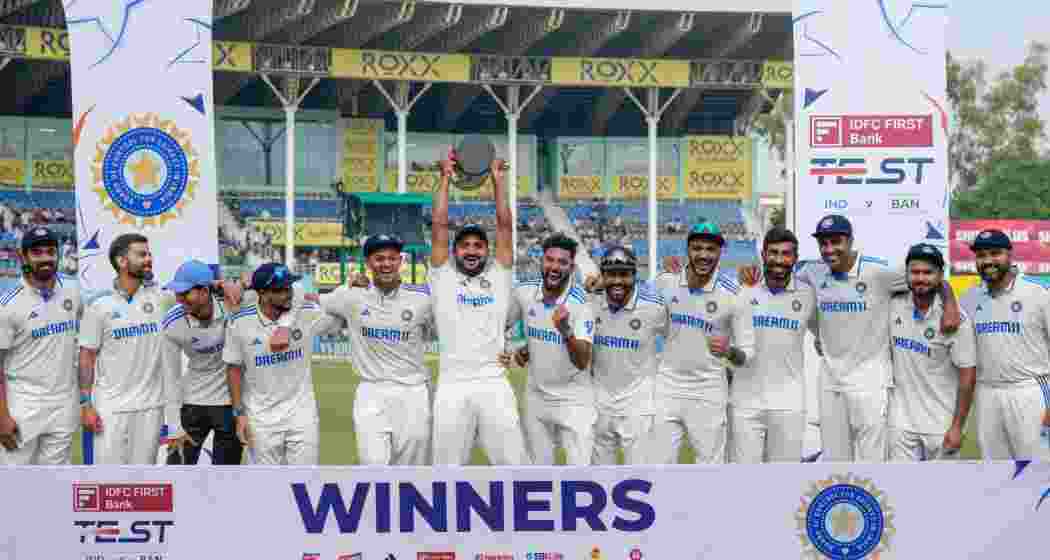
[796,474,895,560]
[92,113,199,228]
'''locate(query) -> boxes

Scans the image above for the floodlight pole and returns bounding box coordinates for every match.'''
[624,87,681,281]
[260,74,320,267]
[373,81,431,194]
[482,84,543,262]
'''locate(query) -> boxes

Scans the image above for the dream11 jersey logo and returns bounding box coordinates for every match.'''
[291,479,656,534]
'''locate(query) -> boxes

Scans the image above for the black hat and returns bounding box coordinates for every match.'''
[600,245,638,272]
[21,226,59,252]
[454,223,488,246]
[251,263,300,291]
[969,229,1012,252]
[812,214,853,238]
[363,234,404,258]
[905,243,945,270]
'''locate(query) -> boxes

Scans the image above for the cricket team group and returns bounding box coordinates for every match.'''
[1,158,1048,466]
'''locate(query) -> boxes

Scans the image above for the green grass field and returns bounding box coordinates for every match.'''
[72,358,980,464]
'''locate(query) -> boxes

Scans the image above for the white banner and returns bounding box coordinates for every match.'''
[793,0,950,264]
[67,0,218,293]
[2,463,1049,559]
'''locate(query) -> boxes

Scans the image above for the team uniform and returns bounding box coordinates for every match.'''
[591,284,667,464]
[795,255,906,462]
[162,295,243,465]
[320,283,433,465]
[222,300,342,465]
[888,294,977,461]
[0,276,81,465]
[429,260,529,465]
[508,278,596,465]
[79,281,170,465]
[730,279,816,463]
[960,271,1050,460]
[652,269,753,464]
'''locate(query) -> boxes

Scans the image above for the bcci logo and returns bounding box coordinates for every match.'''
[706,301,718,313]
[797,474,894,560]
[924,327,935,340]
[792,299,803,312]
[292,328,303,341]
[63,299,74,312]
[402,309,414,322]
[93,113,198,228]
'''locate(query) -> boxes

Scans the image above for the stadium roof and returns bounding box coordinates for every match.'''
[0,0,793,137]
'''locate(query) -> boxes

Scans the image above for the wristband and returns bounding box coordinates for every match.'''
[232,406,244,418]
[79,394,92,407]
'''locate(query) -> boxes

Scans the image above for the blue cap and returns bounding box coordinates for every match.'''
[454,223,488,245]
[812,214,853,238]
[164,260,216,294]
[21,226,59,252]
[363,234,404,258]
[906,243,945,270]
[251,262,300,291]
[969,229,1012,252]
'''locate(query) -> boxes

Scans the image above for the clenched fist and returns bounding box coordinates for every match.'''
[552,304,573,338]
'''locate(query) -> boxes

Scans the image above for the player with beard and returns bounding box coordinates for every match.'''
[0,227,81,464]
[161,260,243,465]
[319,234,434,465]
[888,244,977,461]
[651,222,753,464]
[504,233,595,465]
[429,156,529,465]
[729,228,816,463]
[960,230,1050,460]
[79,233,171,464]
[586,246,666,464]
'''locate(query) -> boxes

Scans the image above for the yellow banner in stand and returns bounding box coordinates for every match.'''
[551,57,690,87]
[383,170,532,198]
[682,136,752,200]
[558,176,603,200]
[248,220,348,247]
[0,159,74,186]
[332,49,471,82]
[314,262,428,286]
[342,118,383,193]
[610,176,678,200]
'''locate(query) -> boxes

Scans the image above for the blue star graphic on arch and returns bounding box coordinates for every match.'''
[1011,461,1050,512]
[65,0,149,69]
[877,0,949,55]
[169,17,213,68]
[792,10,842,61]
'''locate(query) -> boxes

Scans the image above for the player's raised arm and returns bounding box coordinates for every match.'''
[431,159,455,268]
[492,158,513,269]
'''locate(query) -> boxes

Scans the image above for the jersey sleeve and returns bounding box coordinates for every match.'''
[949,313,978,370]
[793,260,819,287]
[310,311,346,337]
[571,299,596,343]
[78,300,107,350]
[731,290,756,365]
[222,322,244,366]
[506,287,524,327]
[882,265,908,294]
[163,337,185,410]
[0,306,14,351]
[161,304,189,349]
[319,285,361,319]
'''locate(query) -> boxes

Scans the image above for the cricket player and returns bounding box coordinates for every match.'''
[505,233,595,465]
[429,157,529,465]
[745,214,961,462]
[223,263,343,465]
[161,259,244,465]
[730,227,816,463]
[960,230,1050,460]
[0,227,81,464]
[587,246,667,464]
[319,234,433,465]
[79,233,170,465]
[652,222,754,464]
[888,244,977,461]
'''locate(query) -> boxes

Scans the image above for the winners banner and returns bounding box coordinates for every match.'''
[794,0,950,263]
[3,463,1050,558]
[67,0,219,293]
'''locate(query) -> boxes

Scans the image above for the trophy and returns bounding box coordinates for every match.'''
[447,134,506,191]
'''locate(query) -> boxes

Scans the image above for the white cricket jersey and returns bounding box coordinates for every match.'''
[79,282,169,413]
[795,255,907,392]
[508,278,595,405]
[320,283,433,385]
[161,295,231,406]
[222,301,342,429]
[732,278,817,412]
[960,271,1050,387]
[0,276,81,405]
[654,269,755,401]
[889,294,977,433]
[430,260,513,381]
[591,284,667,415]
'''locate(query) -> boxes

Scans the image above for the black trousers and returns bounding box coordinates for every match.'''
[166,404,244,465]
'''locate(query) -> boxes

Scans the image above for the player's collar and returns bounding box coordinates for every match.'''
[533,276,575,305]
[457,260,492,286]
[21,276,61,301]
[980,266,1021,296]
[679,267,720,292]
[910,293,942,321]
[112,278,156,302]
[607,283,640,312]
[188,295,225,327]
[765,275,799,295]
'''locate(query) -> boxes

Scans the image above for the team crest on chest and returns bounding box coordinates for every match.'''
[792,299,802,312]
[292,328,303,341]
[402,309,414,322]
[1011,301,1023,312]
[143,302,154,314]
[479,278,491,290]
[706,301,718,314]
[671,295,680,304]
[63,299,74,312]
[855,282,867,295]
[528,307,537,317]
[750,298,759,306]
[629,318,642,330]
[924,327,935,340]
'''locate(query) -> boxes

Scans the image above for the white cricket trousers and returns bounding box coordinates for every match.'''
[354,381,431,465]
[649,395,727,464]
[592,412,655,465]
[976,380,1050,461]
[524,390,597,465]
[247,422,320,465]
[431,376,530,465]
[93,406,164,465]
[820,388,888,462]
[0,400,76,465]
[888,429,959,461]
[729,407,806,463]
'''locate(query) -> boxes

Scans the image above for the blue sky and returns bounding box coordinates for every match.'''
[947,1,1050,121]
